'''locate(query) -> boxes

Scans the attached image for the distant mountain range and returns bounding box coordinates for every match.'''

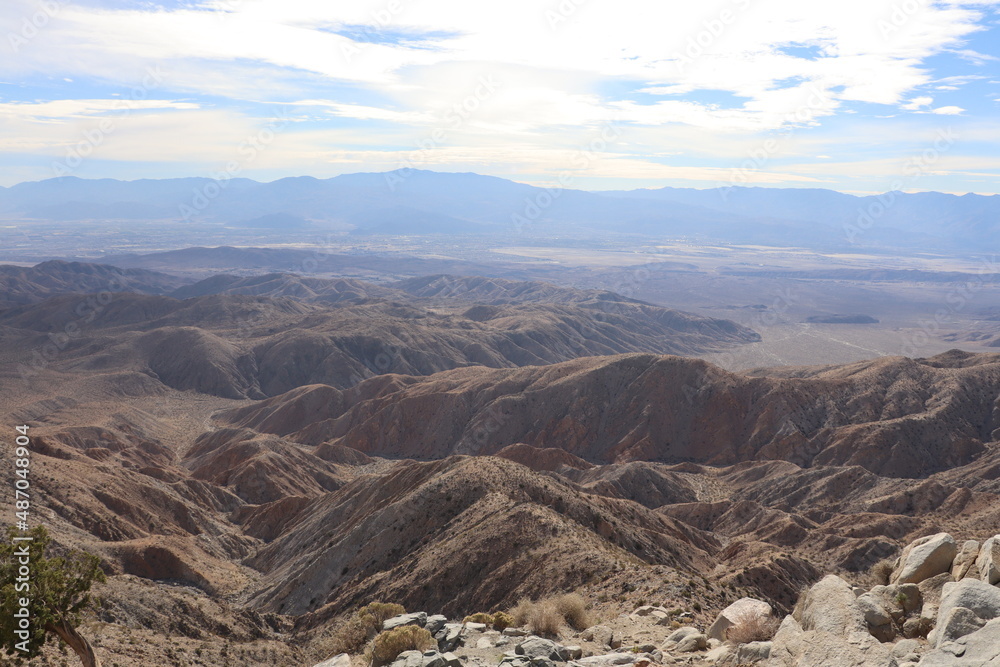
[2,170,998,250]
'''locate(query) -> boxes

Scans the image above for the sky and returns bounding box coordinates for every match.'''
[0,0,998,193]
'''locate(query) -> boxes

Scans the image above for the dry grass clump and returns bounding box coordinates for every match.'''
[553,593,591,631]
[725,611,781,644]
[869,559,896,587]
[463,612,493,624]
[328,602,407,655]
[367,626,435,667]
[508,593,593,637]
[491,611,514,631]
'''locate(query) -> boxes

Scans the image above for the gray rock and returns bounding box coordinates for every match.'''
[580,626,616,648]
[665,626,701,643]
[891,639,921,658]
[384,612,429,631]
[892,533,958,585]
[766,612,894,667]
[675,633,707,652]
[426,615,448,635]
[935,578,1000,632]
[953,539,981,579]
[437,624,464,652]
[515,637,561,661]
[464,622,487,632]
[735,641,771,663]
[902,616,931,639]
[936,606,986,646]
[976,534,1000,585]
[707,597,773,642]
[856,593,893,627]
[312,654,352,667]
[574,655,637,666]
[921,617,1000,666]
[503,627,529,637]
[560,646,582,661]
[442,653,462,667]
[793,575,867,636]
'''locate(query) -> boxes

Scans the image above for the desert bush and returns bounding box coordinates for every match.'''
[510,598,534,626]
[367,626,435,667]
[509,594,593,635]
[870,559,896,587]
[554,593,591,631]
[463,612,493,624]
[328,602,406,655]
[491,612,514,631]
[529,600,564,637]
[360,602,407,627]
[725,611,780,644]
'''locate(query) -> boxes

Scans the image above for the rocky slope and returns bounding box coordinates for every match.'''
[221,350,1000,477]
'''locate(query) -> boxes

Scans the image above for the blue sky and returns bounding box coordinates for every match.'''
[0,0,998,193]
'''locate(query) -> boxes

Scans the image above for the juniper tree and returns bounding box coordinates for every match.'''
[0,525,105,667]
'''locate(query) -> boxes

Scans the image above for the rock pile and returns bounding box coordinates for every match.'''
[312,534,1000,667]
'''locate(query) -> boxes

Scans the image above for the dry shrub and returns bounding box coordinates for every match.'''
[510,598,535,626]
[367,626,435,667]
[360,602,407,628]
[870,559,896,587]
[554,593,591,631]
[491,611,514,631]
[329,602,406,655]
[529,600,564,637]
[463,612,493,624]
[725,611,780,644]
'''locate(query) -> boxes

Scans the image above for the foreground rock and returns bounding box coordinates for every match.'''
[891,533,957,585]
[707,597,773,641]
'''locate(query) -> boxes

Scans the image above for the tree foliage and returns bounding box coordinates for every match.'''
[0,525,105,666]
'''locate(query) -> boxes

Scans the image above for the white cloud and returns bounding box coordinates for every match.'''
[902,96,934,110]
[932,105,965,114]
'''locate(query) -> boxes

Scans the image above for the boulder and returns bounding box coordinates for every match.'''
[515,637,561,661]
[426,615,447,635]
[917,571,953,622]
[792,575,867,636]
[952,540,980,579]
[312,654,351,667]
[891,639,921,658]
[435,623,463,652]
[735,641,771,663]
[503,627,528,637]
[665,626,701,643]
[891,533,958,585]
[975,534,1000,585]
[765,615,892,666]
[855,593,892,627]
[675,633,708,652]
[930,578,1000,647]
[580,625,617,648]
[936,606,986,646]
[707,597,773,642]
[464,622,487,632]
[389,650,462,667]
[384,612,428,631]
[921,618,1000,666]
